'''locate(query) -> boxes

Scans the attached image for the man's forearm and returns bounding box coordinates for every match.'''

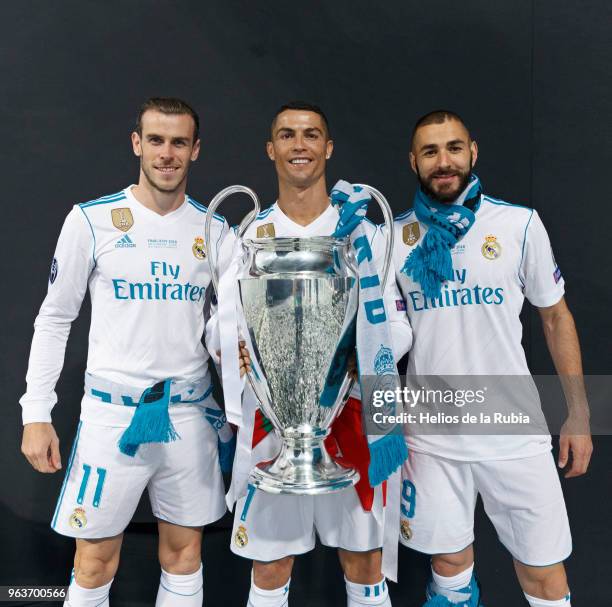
[541,305,589,421]
[20,315,73,424]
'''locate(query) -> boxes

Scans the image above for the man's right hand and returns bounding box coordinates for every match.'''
[215,340,252,377]
[239,340,251,377]
[21,423,62,473]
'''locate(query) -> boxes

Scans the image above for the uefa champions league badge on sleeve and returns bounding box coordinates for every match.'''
[192,236,206,260]
[69,507,87,529]
[111,208,134,232]
[49,257,58,284]
[551,245,562,283]
[234,525,248,548]
[481,234,502,260]
[403,222,420,246]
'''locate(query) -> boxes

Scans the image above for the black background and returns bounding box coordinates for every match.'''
[1,2,610,605]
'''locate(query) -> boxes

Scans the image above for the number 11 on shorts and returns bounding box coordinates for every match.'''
[76,464,107,508]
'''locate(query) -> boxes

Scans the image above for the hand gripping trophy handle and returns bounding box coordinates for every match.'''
[204,185,261,295]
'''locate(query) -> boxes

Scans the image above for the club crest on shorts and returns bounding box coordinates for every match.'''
[192,236,206,259]
[256,223,276,238]
[69,507,87,529]
[234,525,248,548]
[403,222,420,246]
[400,518,412,541]
[111,208,134,232]
[481,235,501,260]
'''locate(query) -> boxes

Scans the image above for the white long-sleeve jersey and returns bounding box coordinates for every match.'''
[20,186,228,424]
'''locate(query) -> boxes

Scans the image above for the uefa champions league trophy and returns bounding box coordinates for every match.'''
[205,185,394,494]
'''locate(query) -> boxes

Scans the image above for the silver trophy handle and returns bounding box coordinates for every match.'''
[354,184,394,291]
[204,185,260,295]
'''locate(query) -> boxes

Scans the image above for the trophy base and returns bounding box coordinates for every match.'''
[249,434,360,495]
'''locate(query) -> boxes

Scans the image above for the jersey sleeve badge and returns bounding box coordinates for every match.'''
[550,246,562,283]
[49,257,58,284]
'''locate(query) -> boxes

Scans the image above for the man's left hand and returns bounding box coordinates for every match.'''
[558,417,593,478]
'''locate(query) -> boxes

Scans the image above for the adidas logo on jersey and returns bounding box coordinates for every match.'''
[115,234,136,248]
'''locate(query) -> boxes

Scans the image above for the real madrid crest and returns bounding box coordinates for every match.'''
[234,524,248,548]
[403,222,420,246]
[69,507,87,529]
[256,223,276,238]
[192,236,206,260]
[481,235,502,260]
[111,208,134,232]
[400,519,412,541]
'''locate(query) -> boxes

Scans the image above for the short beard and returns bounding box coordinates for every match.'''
[416,157,472,204]
[141,162,187,194]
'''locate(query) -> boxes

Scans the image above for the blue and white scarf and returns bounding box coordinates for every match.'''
[118,381,235,472]
[402,174,482,298]
[330,180,407,487]
[84,373,235,472]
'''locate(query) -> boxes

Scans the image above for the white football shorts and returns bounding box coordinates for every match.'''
[399,449,572,566]
[230,484,385,561]
[51,396,226,538]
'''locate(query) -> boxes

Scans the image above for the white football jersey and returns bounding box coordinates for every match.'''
[391,194,565,460]
[20,186,228,424]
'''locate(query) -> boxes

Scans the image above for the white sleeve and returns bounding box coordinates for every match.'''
[205,225,237,363]
[371,225,413,362]
[19,206,94,424]
[519,210,565,307]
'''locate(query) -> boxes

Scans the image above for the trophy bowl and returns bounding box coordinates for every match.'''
[239,236,361,495]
